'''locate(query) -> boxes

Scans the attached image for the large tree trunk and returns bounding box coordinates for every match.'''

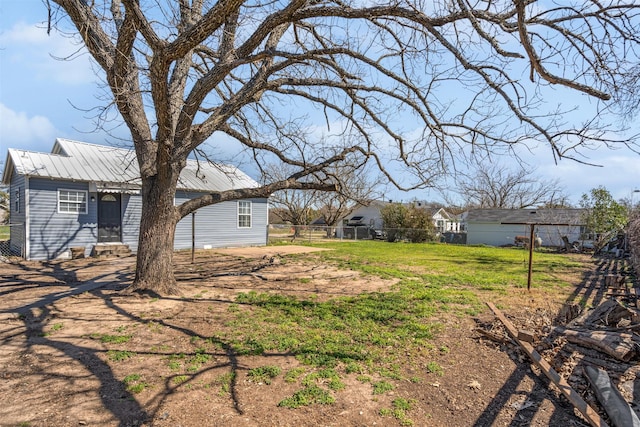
[129,175,180,295]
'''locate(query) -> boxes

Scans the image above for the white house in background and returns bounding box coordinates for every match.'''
[465,208,587,247]
[335,201,459,238]
[2,138,268,260]
[335,201,386,239]
[432,207,461,233]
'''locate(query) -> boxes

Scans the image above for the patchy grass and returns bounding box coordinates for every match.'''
[380,398,417,426]
[123,373,149,394]
[372,380,395,395]
[202,241,588,410]
[213,372,235,395]
[247,366,282,384]
[311,240,582,292]
[278,385,336,408]
[90,333,132,344]
[0,225,9,240]
[107,350,136,362]
[426,361,444,376]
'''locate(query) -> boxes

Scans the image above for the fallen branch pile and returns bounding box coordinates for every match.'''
[480,286,640,427]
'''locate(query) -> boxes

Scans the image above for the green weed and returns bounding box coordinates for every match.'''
[123,373,148,394]
[108,350,136,361]
[372,380,394,395]
[278,385,335,408]
[426,361,443,376]
[173,375,189,385]
[247,366,281,384]
[380,398,416,426]
[284,367,306,383]
[213,372,235,395]
[99,334,132,344]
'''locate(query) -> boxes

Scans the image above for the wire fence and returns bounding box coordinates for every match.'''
[267,224,467,244]
[0,223,24,258]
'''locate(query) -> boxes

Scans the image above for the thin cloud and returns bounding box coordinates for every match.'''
[0,21,96,85]
[0,103,57,151]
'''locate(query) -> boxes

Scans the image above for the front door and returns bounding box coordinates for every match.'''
[98,193,122,242]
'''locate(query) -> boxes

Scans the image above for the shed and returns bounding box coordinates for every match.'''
[2,138,268,260]
[465,208,587,247]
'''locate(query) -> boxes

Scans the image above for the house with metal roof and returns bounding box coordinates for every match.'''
[2,138,268,260]
[465,208,587,247]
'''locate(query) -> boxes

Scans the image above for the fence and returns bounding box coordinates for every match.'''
[267,224,467,244]
[268,224,344,244]
[0,223,24,258]
[628,214,640,279]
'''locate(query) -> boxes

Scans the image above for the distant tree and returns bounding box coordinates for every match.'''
[268,207,291,224]
[380,203,407,242]
[380,203,436,243]
[314,165,381,237]
[579,186,628,253]
[538,196,574,209]
[456,163,567,209]
[0,190,8,225]
[405,205,437,243]
[263,163,318,235]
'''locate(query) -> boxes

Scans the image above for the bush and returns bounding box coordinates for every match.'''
[380,203,436,243]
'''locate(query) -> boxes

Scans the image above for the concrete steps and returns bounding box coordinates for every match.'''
[91,243,131,258]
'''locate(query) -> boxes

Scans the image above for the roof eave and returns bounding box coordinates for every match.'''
[1,151,15,185]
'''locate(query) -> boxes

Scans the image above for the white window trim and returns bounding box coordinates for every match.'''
[57,189,88,214]
[238,200,252,228]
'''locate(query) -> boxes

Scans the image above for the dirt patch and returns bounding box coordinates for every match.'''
[0,247,620,427]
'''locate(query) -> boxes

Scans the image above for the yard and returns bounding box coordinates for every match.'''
[0,241,628,426]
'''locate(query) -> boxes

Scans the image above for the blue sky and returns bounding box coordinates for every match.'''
[1,1,639,205]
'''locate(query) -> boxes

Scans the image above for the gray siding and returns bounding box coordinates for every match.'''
[13,177,266,259]
[175,193,268,249]
[467,222,585,247]
[27,178,97,260]
[9,170,26,255]
[466,223,526,246]
[122,194,142,252]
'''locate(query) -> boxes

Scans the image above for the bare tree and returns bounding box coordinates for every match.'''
[263,164,317,236]
[266,163,380,237]
[314,164,381,237]
[45,0,640,294]
[455,162,568,209]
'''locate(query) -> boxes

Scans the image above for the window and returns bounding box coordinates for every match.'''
[238,201,252,228]
[58,189,88,214]
[14,189,20,213]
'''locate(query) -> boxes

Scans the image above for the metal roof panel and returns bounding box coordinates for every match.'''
[3,139,258,192]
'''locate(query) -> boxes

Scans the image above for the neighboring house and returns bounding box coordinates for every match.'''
[465,208,587,247]
[432,207,461,233]
[336,201,386,238]
[2,138,268,260]
[336,201,458,238]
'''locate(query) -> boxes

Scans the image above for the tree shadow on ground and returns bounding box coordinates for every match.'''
[0,259,149,426]
[0,256,277,425]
